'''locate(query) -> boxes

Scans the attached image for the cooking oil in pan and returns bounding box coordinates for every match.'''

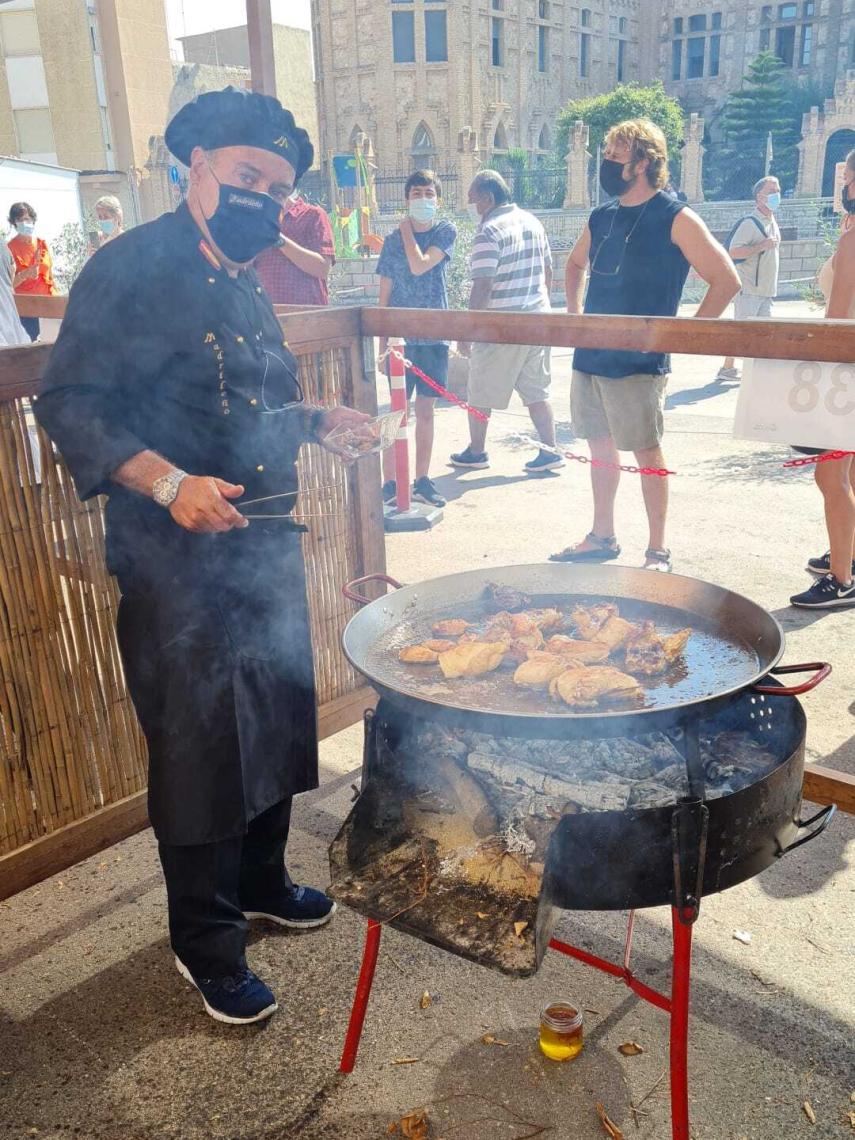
[539,1001,584,1061]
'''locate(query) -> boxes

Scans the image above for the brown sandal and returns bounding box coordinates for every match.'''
[549,532,621,563]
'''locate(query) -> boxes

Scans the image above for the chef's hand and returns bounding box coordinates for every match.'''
[314,405,373,458]
[169,476,248,533]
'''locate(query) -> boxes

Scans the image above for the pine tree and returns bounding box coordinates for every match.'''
[708,52,826,199]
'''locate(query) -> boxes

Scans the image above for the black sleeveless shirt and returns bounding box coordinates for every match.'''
[574,191,690,379]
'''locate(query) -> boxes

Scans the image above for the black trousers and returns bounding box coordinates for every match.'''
[158,797,293,979]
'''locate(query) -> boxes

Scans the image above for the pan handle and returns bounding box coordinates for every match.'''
[342,573,404,606]
[778,804,836,856]
[752,662,831,697]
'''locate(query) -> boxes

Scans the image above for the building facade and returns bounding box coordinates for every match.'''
[312,0,644,177]
[311,0,855,193]
[0,0,173,222]
[660,0,850,124]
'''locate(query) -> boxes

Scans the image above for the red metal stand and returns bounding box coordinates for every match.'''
[339,908,694,1139]
[339,918,383,1074]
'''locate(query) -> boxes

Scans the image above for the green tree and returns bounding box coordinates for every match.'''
[554,82,685,180]
[706,53,830,199]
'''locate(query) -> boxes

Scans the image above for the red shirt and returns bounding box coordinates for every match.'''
[254,198,335,306]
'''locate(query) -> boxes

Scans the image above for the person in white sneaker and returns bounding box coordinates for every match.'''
[717,177,781,382]
[790,166,855,609]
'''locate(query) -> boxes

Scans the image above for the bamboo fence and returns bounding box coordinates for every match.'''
[0,309,384,894]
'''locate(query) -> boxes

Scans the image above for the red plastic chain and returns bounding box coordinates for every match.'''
[782,450,855,468]
[389,349,489,423]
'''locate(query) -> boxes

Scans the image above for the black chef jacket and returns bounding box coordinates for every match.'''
[36,204,322,845]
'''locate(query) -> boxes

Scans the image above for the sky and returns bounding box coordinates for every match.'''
[165,0,312,55]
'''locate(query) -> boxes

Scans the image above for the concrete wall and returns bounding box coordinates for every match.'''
[37,0,106,170]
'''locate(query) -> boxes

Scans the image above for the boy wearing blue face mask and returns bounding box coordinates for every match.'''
[376,170,457,508]
[717,176,781,382]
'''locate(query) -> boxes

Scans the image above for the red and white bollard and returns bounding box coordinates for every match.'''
[387,337,411,513]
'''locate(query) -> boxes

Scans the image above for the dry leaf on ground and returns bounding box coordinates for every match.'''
[400,1108,430,1139]
[392,1057,421,1065]
[480,1033,510,1047]
[803,1100,817,1124]
[419,991,432,1009]
[847,1109,855,1131]
[514,920,529,938]
[476,911,489,919]
[618,1041,645,1056]
[595,1102,624,1139]
[387,1125,399,1135]
[733,929,752,945]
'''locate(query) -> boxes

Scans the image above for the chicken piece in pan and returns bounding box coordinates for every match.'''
[438,641,507,679]
[624,626,693,676]
[422,639,457,654]
[513,652,576,688]
[503,630,545,664]
[487,611,541,638]
[544,635,610,663]
[479,623,514,646]
[549,665,643,709]
[525,608,564,632]
[432,618,473,637]
[593,615,637,653]
[398,644,440,664]
[571,603,619,640]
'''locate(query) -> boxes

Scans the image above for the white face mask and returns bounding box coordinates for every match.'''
[467,202,482,224]
[16,221,35,236]
[408,197,437,224]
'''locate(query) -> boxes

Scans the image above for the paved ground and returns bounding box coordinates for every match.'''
[1,300,853,1140]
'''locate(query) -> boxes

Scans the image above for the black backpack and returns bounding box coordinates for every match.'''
[724,215,766,263]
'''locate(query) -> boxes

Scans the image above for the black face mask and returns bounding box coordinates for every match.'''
[205,167,284,263]
[843,183,855,215]
[599,158,631,199]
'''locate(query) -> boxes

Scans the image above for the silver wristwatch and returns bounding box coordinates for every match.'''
[152,469,188,508]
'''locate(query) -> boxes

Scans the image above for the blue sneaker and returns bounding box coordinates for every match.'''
[243,885,337,929]
[174,956,278,1025]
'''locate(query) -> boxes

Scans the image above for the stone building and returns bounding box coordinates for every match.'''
[0,0,173,222]
[311,0,643,182]
[658,0,849,124]
[311,0,855,198]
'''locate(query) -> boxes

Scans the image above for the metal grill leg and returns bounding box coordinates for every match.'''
[339,919,382,1074]
[669,908,694,1140]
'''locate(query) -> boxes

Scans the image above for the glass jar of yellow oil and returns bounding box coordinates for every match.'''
[539,1000,584,1061]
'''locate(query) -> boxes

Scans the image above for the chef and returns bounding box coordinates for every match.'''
[35,87,369,1025]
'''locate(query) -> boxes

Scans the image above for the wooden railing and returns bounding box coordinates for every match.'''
[0,299,852,902]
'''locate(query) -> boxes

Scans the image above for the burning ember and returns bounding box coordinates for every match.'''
[330,709,780,975]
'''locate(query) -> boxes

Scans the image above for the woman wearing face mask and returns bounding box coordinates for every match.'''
[7,201,56,342]
[789,148,855,610]
[35,87,370,1025]
[93,195,124,250]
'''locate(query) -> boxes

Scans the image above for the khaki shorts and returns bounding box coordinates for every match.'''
[468,341,551,410]
[571,370,667,452]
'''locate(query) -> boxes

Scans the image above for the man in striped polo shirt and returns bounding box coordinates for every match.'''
[450,170,562,474]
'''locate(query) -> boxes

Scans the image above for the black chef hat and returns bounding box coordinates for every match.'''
[165,86,314,181]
